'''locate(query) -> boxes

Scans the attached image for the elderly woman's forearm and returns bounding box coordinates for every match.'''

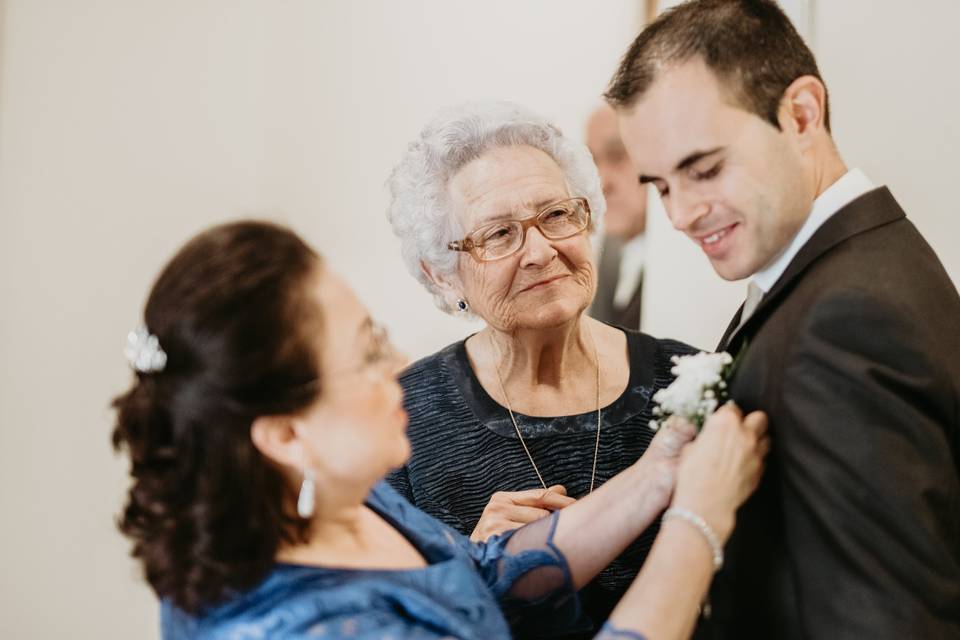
[552,459,667,589]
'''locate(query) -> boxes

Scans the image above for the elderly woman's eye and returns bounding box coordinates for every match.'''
[541,207,578,230]
[482,226,513,242]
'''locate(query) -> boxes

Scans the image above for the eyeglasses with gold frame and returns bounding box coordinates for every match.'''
[447,197,592,262]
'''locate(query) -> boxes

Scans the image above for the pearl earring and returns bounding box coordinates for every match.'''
[456,298,469,313]
[297,467,315,518]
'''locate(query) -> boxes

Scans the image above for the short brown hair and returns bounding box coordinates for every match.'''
[606,0,830,131]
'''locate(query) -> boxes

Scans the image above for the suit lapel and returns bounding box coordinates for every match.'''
[721,187,906,355]
[717,304,745,352]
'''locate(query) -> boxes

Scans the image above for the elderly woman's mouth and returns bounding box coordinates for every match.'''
[519,274,569,293]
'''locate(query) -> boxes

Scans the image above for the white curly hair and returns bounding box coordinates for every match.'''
[386,101,606,314]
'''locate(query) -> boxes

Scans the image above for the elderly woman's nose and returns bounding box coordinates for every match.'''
[520,227,558,266]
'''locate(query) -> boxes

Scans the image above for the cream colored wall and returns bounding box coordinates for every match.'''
[0,2,640,638]
[2,2,958,638]
[815,0,960,287]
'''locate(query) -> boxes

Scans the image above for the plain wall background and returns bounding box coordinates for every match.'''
[1,1,957,638]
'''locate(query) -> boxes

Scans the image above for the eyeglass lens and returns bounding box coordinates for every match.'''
[475,200,587,260]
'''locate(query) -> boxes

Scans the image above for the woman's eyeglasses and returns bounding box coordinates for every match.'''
[447,197,591,262]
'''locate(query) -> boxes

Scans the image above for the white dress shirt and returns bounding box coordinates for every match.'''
[613,233,646,309]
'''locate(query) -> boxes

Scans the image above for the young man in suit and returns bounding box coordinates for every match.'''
[608,1,960,638]
[586,103,648,330]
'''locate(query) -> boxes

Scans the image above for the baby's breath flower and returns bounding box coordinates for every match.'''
[649,351,734,431]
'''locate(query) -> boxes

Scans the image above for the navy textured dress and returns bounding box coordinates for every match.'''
[386,328,697,637]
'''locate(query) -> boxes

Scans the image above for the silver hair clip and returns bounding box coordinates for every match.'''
[125,326,167,373]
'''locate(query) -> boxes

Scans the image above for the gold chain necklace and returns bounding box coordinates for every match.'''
[489,326,602,494]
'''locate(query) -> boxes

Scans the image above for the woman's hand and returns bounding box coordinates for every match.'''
[671,403,770,543]
[636,417,699,513]
[470,485,576,542]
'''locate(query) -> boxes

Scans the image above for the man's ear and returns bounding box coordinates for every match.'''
[779,75,829,149]
[420,260,463,310]
[251,414,303,470]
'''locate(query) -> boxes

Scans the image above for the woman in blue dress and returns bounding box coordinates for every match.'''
[112,221,768,639]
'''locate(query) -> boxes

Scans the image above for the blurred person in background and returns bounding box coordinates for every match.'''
[586,103,649,331]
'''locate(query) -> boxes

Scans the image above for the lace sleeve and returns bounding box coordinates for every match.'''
[466,512,590,636]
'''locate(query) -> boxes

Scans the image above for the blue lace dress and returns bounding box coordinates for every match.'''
[160,482,646,639]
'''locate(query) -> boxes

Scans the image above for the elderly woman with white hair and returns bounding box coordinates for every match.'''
[385,102,700,636]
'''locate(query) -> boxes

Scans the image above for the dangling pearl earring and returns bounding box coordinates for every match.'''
[297,467,315,518]
[456,298,469,313]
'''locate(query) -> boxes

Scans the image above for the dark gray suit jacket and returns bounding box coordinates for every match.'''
[707,187,960,639]
[590,235,643,331]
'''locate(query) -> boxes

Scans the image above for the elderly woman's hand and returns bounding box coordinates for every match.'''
[635,417,699,513]
[470,485,577,542]
[671,403,770,544]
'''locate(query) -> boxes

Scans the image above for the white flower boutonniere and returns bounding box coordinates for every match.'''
[649,351,734,431]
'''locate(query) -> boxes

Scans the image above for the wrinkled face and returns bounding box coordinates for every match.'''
[586,104,647,239]
[448,145,596,331]
[618,59,812,281]
[297,267,409,484]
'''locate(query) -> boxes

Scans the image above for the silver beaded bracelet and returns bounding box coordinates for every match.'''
[662,506,724,571]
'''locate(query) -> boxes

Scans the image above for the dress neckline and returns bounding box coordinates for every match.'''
[441,325,658,440]
[273,484,455,574]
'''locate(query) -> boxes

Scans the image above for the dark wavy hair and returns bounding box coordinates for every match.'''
[112,220,323,614]
[606,0,830,131]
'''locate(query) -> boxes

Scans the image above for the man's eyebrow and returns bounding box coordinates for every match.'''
[675,146,725,172]
[638,146,726,184]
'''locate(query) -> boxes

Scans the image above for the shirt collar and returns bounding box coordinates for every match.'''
[753,168,876,293]
[619,232,646,271]
[613,232,646,308]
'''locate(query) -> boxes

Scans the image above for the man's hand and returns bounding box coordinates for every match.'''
[470,485,577,542]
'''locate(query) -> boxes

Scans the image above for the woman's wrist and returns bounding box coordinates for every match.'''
[627,459,675,527]
[667,494,735,545]
[662,506,725,570]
